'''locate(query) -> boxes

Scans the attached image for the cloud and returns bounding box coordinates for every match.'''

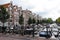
[0,0,10,4]
[28,0,60,20]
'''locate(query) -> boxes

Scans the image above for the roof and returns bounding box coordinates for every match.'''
[0,3,10,8]
[22,9,32,13]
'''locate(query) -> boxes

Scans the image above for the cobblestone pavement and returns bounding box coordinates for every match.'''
[0,33,59,40]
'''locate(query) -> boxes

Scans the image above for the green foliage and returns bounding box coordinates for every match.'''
[32,18,36,24]
[36,20,40,24]
[0,6,10,23]
[40,18,53,24]
[47,18,53,24]
[19,14,24,25]
[42,19,47,23]
[56,17,60,23]
[39,20,42,24]
[28,17,32,24]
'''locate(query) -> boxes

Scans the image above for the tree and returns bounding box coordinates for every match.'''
[42,19,47,23]
[0,6,10,32]
[19,14,24,25]
[56,17,60,23]
[39,20,42,24]
[41,18,53,24]
[36,20,40,24]
[19,14,24,35]
[32,18,36,24]
[47,18,53,24]
[32,18,36,37]
[28,17,32,25]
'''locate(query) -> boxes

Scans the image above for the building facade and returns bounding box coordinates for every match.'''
[0,1,42,27]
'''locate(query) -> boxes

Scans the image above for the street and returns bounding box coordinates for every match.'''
[0,33,59,40]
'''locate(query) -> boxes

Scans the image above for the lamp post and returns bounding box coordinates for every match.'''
[32,24,35,37]
[46,24,49,38]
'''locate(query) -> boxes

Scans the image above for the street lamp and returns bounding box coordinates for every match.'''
[46,24,49,38]
[32,24,35,37]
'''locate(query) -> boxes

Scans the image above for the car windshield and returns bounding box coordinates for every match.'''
[40,31,51,34]
[40,31,47,34]
[42,28,51,31]
[52,28,58,31]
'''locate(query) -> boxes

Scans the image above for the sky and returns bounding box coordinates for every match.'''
[0,0,60,21]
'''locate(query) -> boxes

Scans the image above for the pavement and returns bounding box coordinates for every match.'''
[0,33,60,40]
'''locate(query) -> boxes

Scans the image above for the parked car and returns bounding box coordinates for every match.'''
[52,28,58,37]
[39,31,52,38]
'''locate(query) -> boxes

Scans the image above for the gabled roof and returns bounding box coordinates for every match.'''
[0,3,10,8]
